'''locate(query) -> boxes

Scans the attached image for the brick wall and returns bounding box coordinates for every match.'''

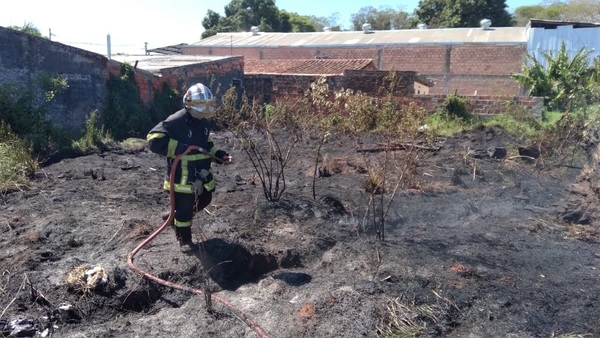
[185,43,527,96]
[106,57,244,107]
[409,94,543,118]
[343,70,415,96]
[0,27,108,132]
[244,71,542,118]
[160,56,244,100]
[244,71,416,104]
[0,26,245,134]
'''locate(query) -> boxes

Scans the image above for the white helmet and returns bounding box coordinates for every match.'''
[183,83,215,118]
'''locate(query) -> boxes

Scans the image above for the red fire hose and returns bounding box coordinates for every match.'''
[127,146,270,338]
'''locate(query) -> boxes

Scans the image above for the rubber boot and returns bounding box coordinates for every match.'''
[175,226,198,254]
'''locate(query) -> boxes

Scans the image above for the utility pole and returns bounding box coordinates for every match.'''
[107,34,111,59]
[48,28,56,40]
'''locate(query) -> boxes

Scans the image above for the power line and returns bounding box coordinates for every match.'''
[62,41,135,46]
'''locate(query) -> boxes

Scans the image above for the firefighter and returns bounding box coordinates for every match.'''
[147,83,231,253]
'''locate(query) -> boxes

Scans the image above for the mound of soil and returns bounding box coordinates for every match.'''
[1,126,600,337]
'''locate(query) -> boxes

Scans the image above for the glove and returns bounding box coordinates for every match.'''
[215,150,231,164]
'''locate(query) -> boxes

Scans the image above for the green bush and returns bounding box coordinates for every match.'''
[426,111,470,137]
[103,63,150,140]
[72,110,115,154]
[149,82,180,124]
[511,41,595,112]
[0,74,68,156]
[444,92,472,122]
[0,122,38,192]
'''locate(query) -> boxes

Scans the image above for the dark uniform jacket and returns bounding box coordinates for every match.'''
[146,109,223,194]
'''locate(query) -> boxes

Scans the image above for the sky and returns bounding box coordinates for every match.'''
[1,0,541,56]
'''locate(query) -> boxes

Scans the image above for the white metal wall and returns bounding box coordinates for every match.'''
[527,25,600,66]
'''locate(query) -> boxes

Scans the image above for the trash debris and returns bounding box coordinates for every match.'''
[6,317,36,337]
[65,264,109,292]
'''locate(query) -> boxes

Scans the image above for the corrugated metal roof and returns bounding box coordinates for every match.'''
[109,55,236,73]
[147,43,188,55]
[529,19,600,29]
[244,59,375,75]
[188,27,528,48]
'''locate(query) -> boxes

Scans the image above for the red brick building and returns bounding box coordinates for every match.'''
[184,26,528,97]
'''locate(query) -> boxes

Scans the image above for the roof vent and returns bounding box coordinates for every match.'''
[480,19,492,30]
[251,26,259,36]
[417,23,428,30]
[362,23,372,34]
[324,26,331,32]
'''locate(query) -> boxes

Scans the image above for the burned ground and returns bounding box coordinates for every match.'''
[1,126,600,338]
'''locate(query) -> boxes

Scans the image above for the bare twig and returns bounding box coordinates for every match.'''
[106,220,126,245]
[1,274,28,318]
[432,289,460,312]
[3,218,13,231]
[27,279,52,307]
[0,270,10,294]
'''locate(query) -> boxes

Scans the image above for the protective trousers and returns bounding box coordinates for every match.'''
[172,189,213,229]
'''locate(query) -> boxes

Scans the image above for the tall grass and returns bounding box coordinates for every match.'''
[0,122,38,192]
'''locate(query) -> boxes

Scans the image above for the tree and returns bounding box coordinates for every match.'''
[554,0,600,23]
[201,9,223,38]
[202,9,222,31]
[223,0,281,32]
[513,0,600,26]
[286,11,317,32]
[415,0,513,28]
[202,0,317,37]
[306,14,342,31]
[513,3,566,26]
[351,6,412,30]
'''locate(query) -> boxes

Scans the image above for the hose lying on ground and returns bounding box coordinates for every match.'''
[127,145,270,338]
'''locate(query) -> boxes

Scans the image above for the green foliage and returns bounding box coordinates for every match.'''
[202,0,317,34]
[514,0,600,25]
[150,83,180,123]
[103,63,149,140]
[7,22,43,37]
[351,5,412,30]
[71,110,114,154]
[512,4,565,26]
[511,42,594,112]
[0,122,38,192]
[484,114,541,141]
[343,91,378,134]
[222,0,281,32]
[542,110,563,125]
[443,92,472,122]
[285,11,318,32]
[38,72,69,102]
[213,86,255,130]
[0,83,45,145]
[426,111,470,137]
[483,101,544,141]
[0,73,68,155]
[415,0,512,28]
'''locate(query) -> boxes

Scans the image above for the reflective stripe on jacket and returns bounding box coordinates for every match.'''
[146,108,220,194]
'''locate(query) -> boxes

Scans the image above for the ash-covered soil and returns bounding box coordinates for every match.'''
[1,126,600,338]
